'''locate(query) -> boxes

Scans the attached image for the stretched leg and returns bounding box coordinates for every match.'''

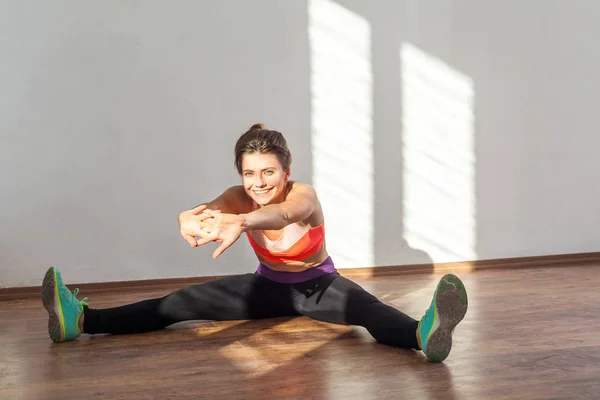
[84,272,296,335]
[42,267,296,342]
[291,272,468,362]
[291,273,420,349]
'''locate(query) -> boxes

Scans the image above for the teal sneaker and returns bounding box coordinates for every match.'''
[41,266,88,343]
[418,273,468,362]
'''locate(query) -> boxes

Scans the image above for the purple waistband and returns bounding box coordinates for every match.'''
[256,256,337,283]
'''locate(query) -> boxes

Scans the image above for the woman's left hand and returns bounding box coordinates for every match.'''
[196,209,246,259]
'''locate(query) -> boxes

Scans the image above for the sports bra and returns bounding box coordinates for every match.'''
[244,203,325,264]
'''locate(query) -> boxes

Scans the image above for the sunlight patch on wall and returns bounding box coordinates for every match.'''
[309,0,373,268]
[401,43,476,263]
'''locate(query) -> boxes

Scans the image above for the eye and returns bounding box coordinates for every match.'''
[265,170,274,175]
[244,172,253,177]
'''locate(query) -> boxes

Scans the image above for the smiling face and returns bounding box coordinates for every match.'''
[241,152,290,206]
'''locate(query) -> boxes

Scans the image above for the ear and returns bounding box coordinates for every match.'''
[284,170,291,181]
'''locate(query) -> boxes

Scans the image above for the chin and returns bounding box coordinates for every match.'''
[253,196,273,206]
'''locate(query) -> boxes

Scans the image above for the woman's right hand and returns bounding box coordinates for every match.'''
[178,205,220,247]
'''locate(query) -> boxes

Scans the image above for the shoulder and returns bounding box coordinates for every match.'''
[223,185,247,197]
[287,181,318,198]
[223,185,253,213]
[286,181,323,225]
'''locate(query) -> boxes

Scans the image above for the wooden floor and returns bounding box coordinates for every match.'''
[2,265,600,400]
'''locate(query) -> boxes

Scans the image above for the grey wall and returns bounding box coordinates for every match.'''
[1,0,311,286]
[2,0,599,287]
[332,0,600,266]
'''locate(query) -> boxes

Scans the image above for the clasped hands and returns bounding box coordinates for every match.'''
[178,205,246,259]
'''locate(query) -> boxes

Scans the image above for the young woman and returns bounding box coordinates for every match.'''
[42,124,468,363]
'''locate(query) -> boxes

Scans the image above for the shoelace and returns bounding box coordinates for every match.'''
[421,298,436,328]
[72,288,89,306]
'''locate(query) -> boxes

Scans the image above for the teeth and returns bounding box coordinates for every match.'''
[254,189,270,194]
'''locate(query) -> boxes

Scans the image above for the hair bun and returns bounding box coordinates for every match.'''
[249,123,267,131]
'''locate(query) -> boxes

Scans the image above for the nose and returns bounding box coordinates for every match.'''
[255,176,266,187]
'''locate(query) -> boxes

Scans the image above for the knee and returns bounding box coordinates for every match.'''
[156,293,183,320]
[346,288,379,307]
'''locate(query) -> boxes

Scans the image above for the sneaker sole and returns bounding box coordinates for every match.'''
[41,267,64,343]
[424,274,468,363]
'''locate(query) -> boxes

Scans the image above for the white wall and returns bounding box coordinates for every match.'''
[0,0,311,287]
[406,0,600,260]
[2,0,599,287]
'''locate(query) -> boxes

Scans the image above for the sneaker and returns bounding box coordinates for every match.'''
[418,273,468,362]
[41,266,88,343]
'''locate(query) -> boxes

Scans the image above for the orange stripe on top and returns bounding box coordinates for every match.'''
[245,223,325,264]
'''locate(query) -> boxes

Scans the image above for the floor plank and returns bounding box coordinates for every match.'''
[1,265,600,399]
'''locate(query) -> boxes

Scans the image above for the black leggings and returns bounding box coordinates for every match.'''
[83,272,420,349]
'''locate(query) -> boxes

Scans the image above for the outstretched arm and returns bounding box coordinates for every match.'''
[190,185,246,214]
[178,186,246,247]
[198,183,319,258]
[240,183,318,231]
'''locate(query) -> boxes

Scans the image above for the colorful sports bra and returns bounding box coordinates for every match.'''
[244,200,325,263]
[245,222,325,263]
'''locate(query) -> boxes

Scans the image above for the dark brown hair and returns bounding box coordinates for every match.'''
[234,123,292,174]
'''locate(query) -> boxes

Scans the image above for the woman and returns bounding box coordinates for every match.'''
[42,124,468,363]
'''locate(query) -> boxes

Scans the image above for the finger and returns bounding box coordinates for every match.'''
[196,229,212,237]
[195,213,215,222]
[212,237,235,259]
[182,234,198,247]
[190,204,208,215]
[196,232,218,247]
[198,220,214,228]
[204,209,223,218]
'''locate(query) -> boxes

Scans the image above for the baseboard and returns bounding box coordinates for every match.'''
[0,276,218,302]
[2,251,599,301]
[339,251,600,277]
